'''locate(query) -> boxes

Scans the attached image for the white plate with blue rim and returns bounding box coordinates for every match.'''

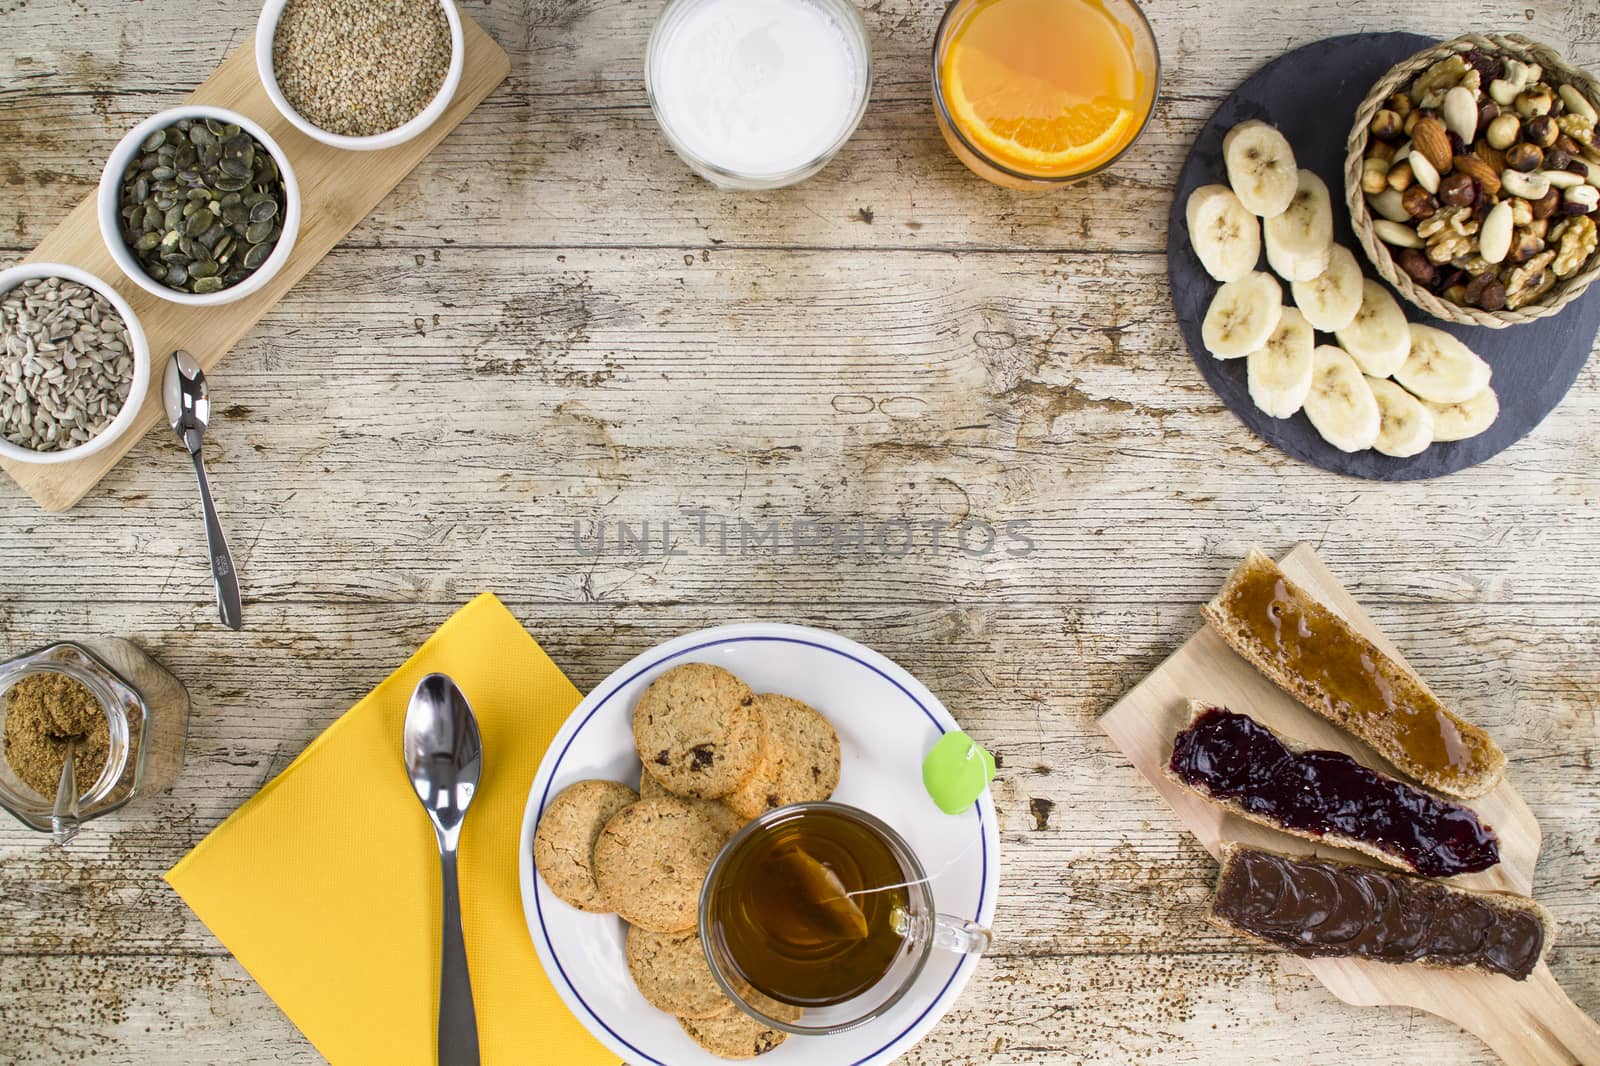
[517,622,1001,1065]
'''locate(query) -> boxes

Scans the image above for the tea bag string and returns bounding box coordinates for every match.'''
[830,830,987,902]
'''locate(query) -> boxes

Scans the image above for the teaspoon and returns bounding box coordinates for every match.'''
[162,350,242,630]
[403,673,483,1066]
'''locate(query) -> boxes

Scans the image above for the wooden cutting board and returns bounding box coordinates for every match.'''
[1100,543,1600,1066]
[0,15,509,512]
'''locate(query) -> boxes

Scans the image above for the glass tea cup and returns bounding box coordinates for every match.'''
[699,801,991,1036]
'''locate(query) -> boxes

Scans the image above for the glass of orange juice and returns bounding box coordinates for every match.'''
[933,0,1160,189]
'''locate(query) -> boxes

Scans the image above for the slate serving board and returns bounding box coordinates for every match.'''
[1168,32,1600,481]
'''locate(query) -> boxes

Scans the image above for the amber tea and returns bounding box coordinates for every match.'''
[703,805,910,1007]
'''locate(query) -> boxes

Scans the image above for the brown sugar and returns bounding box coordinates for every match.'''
[3,672,110,797]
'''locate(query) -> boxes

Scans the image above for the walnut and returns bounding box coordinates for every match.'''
[1506,249,1559,309]
[1556,114,1596,144]
[1418,205,1478,240]
[1411,54,1472,106]
[1510,197,1534,227]
[1551,216,1598,277]
[1426,232,1474,264]
[1453,253,1492,276]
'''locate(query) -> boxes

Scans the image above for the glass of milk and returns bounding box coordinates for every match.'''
[646,0,873,190]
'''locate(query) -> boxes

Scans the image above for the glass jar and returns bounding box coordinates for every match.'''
[0,639,189,841]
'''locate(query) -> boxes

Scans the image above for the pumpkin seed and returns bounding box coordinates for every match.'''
[191,276,225,294]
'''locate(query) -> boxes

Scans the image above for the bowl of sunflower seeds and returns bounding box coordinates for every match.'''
[0,262,151,465]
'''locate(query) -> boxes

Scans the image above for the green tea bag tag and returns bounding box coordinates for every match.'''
[922,731,996,814]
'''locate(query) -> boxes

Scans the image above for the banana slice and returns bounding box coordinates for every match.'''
[1264,170,1335,282]
[1394,325,1492,404]
[1335,279,1412,378]
[1247,308,1315,417]
[1223,120,1299,218]
[1423,387,1500,441]
[1202,271,1284,359]
[1367,376,1436,457]
[1291,245,1364,332]
[1303,345,1381,452]
[1187,184,1261,283]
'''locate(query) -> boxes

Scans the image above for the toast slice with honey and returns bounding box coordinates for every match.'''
[1201,549,1505,799]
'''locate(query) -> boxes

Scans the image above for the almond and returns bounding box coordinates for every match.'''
[1453,155,1501,197]
[1411,116,1453,174]
[1474,140,1508,175]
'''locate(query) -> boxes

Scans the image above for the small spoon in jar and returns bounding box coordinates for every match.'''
[51,740,80,846]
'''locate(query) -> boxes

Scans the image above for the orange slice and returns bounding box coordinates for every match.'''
[943,38,1136,174]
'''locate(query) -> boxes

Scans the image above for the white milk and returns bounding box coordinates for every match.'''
[650,0,867,178]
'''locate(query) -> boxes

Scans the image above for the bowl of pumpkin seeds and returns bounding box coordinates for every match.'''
[98,105,301,306]
[0,262,151,466]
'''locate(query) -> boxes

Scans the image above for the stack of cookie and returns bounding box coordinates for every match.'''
[533,662,843,1059]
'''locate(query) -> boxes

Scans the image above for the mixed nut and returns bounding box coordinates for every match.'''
[1361,47,1600,311]
[115,117,287,296]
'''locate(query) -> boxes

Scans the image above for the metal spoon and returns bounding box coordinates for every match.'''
[163,350,241,630]
[50,740,80,847]
[403,673,483,1066]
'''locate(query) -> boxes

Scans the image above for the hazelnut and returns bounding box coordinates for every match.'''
[1370,109,1404,141]
[1386,92,1413,118]
[1525,114,1559,148]
[1447,130,1468,157]
[1362,157,1391,194]
[1396,248,1437,286]
[1555,134,1584,156]
[1507,230,1546,264]
[1527,218,1550,240]
[1516,90,1554,119]
[1530,187,1563,220]
[1545,148,1573,171]
[1476,100,1501,137]
[1485,112,1522,150]
[1404,109,1422,136]
[1402,185,1439,219]
[1387,160,1416,192]
[1439,171,1478,207]
[1467,275,1508,310]
[1368,140,1397,164]
[1505,142,1545,172]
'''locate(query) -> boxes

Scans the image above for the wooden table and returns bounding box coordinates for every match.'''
[1,2,1595,1062]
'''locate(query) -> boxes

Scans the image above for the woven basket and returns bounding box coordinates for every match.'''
[1345,33,1600,329]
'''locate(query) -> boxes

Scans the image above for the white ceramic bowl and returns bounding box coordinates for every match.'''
[0,262,152,466]
[97,105,301,307]
[254,0,465,152]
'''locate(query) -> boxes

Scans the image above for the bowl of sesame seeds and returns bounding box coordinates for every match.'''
[0,263,151,466]
[256,0,465,152]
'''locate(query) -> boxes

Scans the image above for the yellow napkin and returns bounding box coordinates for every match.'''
[165,593,613,1066]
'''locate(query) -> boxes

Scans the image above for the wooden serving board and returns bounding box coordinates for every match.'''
[0,15,510,512]
[1100,543,1600,1066]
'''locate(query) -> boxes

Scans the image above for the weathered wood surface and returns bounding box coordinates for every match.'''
[1,1,1597,1064]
